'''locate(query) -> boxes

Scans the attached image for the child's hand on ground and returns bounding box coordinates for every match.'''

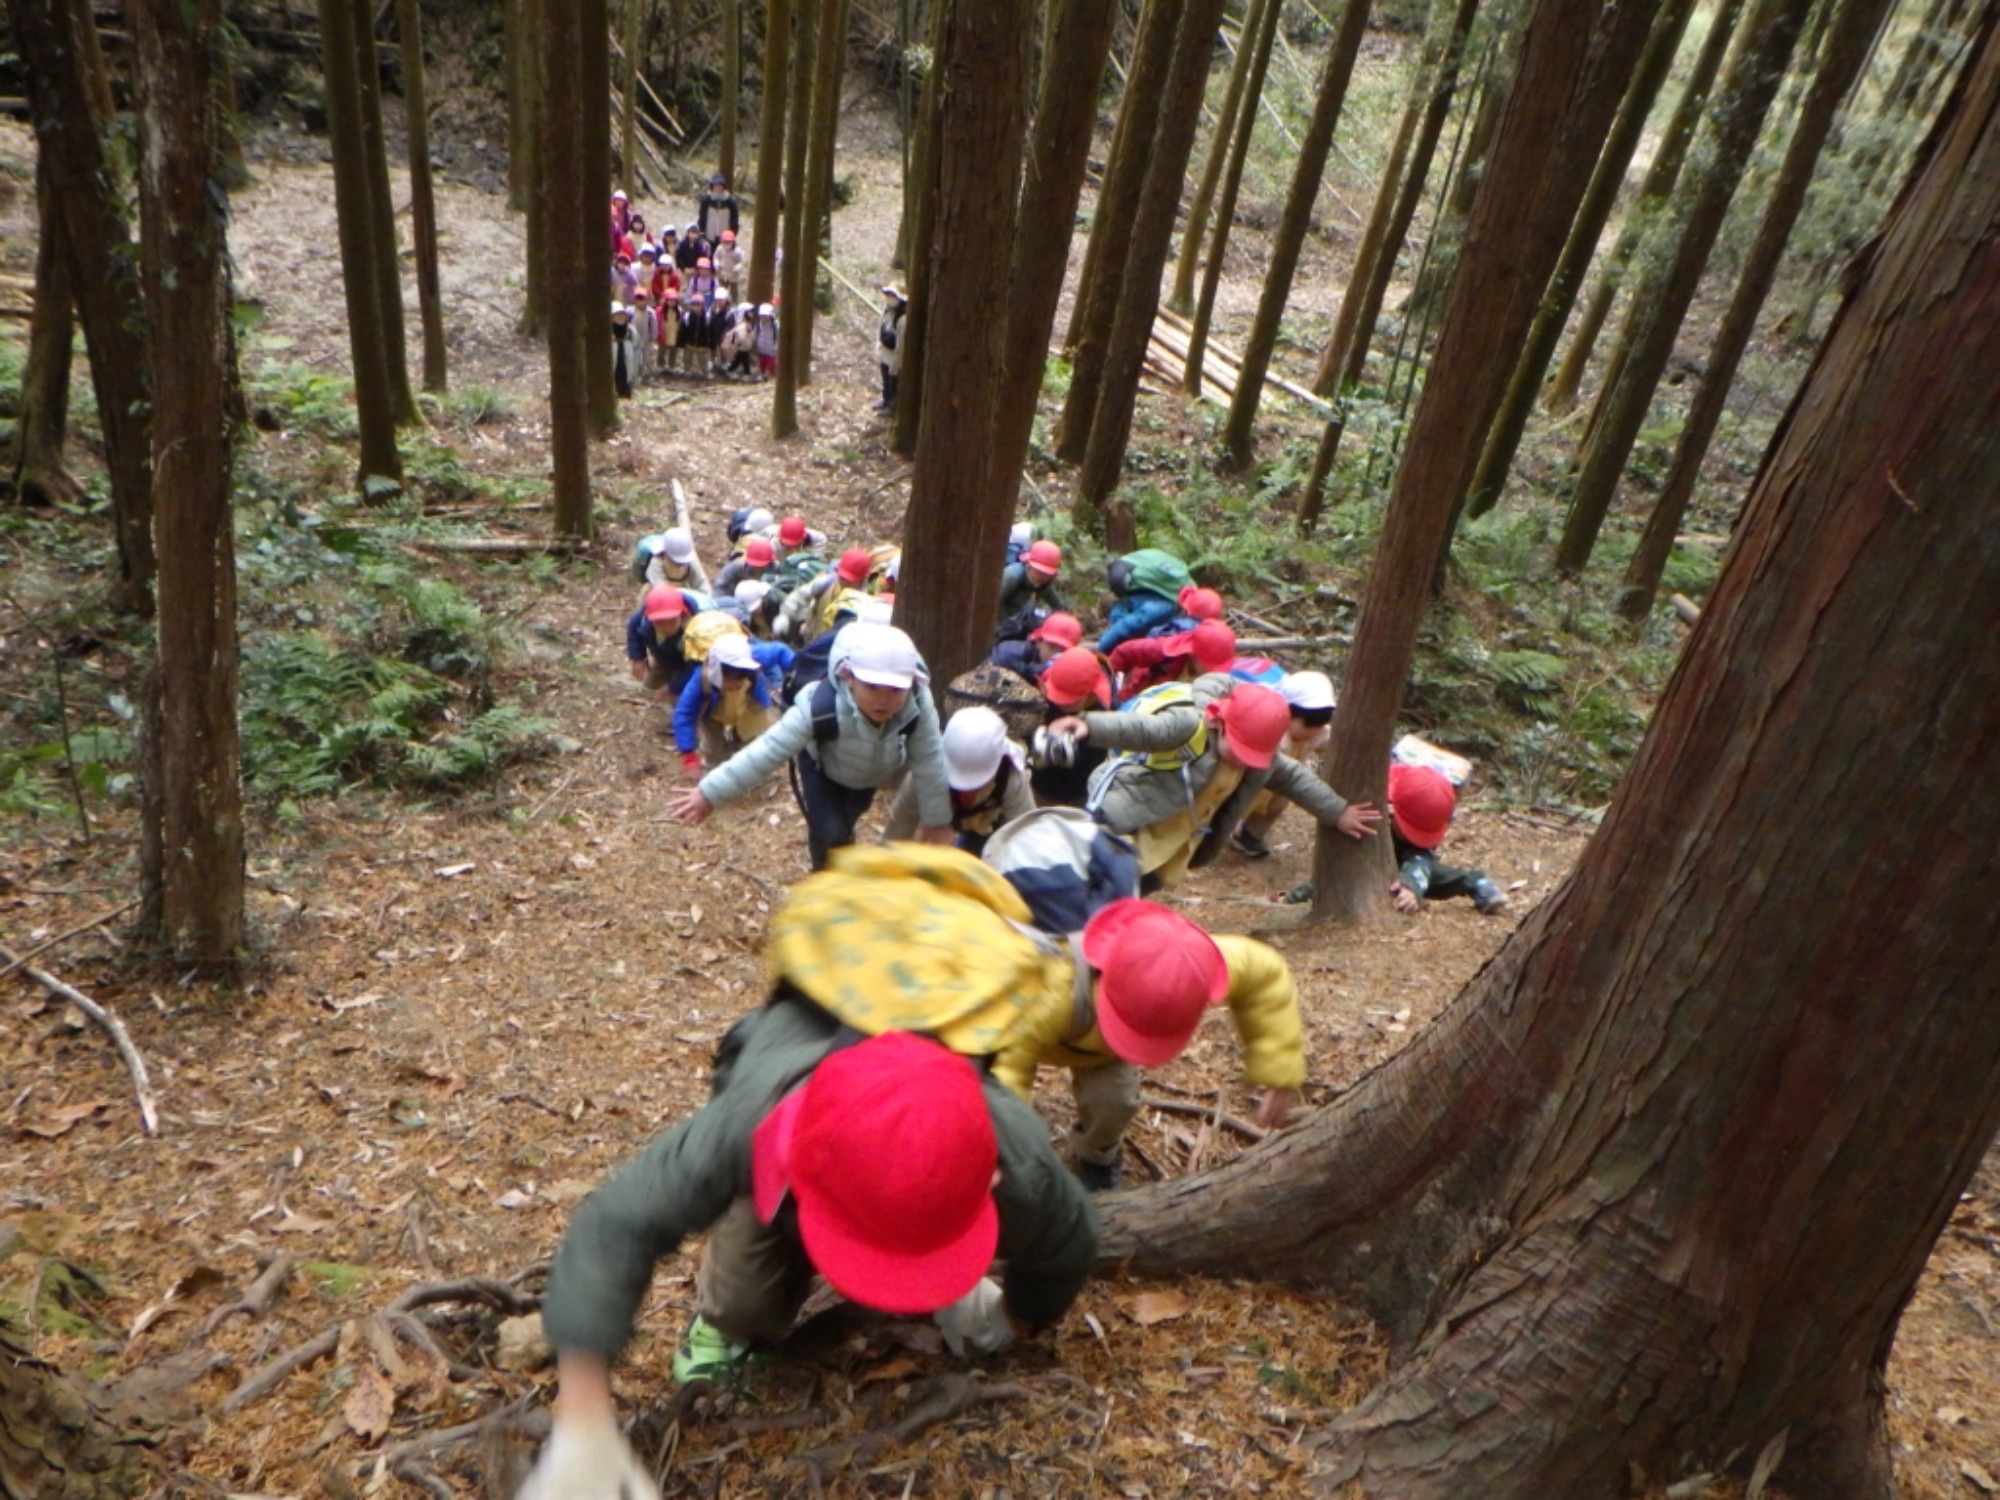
[1390,880,1420,914]
[680,751,704,778]
[916,823,957,847]
[627,659,648,682]
[1335,801,1381,839]
[1254,1087,1301,1130]
[668,787,711,824]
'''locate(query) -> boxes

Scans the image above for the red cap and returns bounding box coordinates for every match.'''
[779,516,809,546]
[836,547,874,585]
[1213,683,1288,769]
[750,1033,998,1314]
[1029,612,1083,649]
[642,584,688,621]
[744,538,775,567]
[1024,540,1062,575]
[1081,900,1228,1067]
[1388,763,1455,848]
[1179,586,1224,621]
[1189,619,1237,671]
[1043,646,1109,709]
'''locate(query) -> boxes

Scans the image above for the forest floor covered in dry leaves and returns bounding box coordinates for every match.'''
[1,76,1996,1500]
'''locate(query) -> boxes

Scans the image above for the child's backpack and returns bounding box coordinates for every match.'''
[768,550,828,603]
[980,807,1140,936]
[1113,548,1193,603]
[680,609,747,667]
[807,583,875,642]
[1099,681,1208,772]
[631,533,668,584]
[765,845,1068,1057]
[946,660,1047,744]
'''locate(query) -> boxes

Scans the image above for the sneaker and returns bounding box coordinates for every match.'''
[1076,1156,1125,1193]
[1230,828,1273,859]
[1275,879,1315,905]
[672,1315,750,1386]
[1472,879,1509,915]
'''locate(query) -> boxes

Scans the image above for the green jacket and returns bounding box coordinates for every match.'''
[540,997,1100,1359]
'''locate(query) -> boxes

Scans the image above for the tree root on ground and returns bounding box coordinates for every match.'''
[787,1374,1032,1475]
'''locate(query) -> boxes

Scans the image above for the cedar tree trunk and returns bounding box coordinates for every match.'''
[1556,0,1813,577]
[1617,0,1895,621]
[581,0,617,432]
[1310,0,1658,924]
[319,0,405,486]
[890,0,949,458]
[1169,0,1271,318]
[985,0,1119,519]
[1181,0,1282,395]
[397,0,448,393]
[13,0,156,611]
[897,0,1031,687]
[1101,25,2000,1494]
[515,0,548,338]
[622,0,642,196]
[1054,0,1179,471]
[794,0,852,376]
[748,0,790,308]
[1462,0,1695,520]
[134,0,245,966]
[544,0,594,535]
[1543,0,1746,414]
[721,0,741,183]
[1218,0,1371,470]
[9,149,83,509]
[772,0,818,438]
[1072,0,1230,549]
[355,12,418,426]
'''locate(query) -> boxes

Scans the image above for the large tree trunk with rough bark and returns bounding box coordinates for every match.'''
[13,0,156,611]
[1618,0,1894,622]
[514,0,548,338]
[1169,0,1272,318]
[890,0,949,458]
[748,0,791,308]
[984,0,1119,520]
[1101,28,2000,1495]
[354,12,419,426]
[1309,0,1658,924]
[1218,0,1371,471]
[543,0,594,536]
[581,0,617,433]
[1053,0,1179,470]
[896,0,1031,688]
[794,0,853,377]
[8,150,83,509]
[1556,0,1813,576]
[133,0,245,967]
[319,0,405,486]
[721,0,741,182]
[772,0,818,439]
[397,0,448,393]
[1072,0,1229,548]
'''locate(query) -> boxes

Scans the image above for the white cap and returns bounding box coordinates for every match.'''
[854,597,895,626]
[661,527,696,565]
[840,622,924,690]
[758,303,775,318]
[743,507,776,535]
[708,633,758,674]
[941,708,1009,791]
[611,300,629,316]
[1280,670,1336,711]
[1010,522,1034,549]
[734,579,772,608]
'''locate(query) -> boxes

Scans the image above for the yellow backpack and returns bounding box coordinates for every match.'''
[680,609,747,665]
[766,844,1070,1059]
[1108,682,1208,772]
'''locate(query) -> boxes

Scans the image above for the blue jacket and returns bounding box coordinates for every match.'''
[672,641,794,752]
[624,591,708,663]
[1096,593,1180,652]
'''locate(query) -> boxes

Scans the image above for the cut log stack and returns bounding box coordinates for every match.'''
[1141,305,1333,416]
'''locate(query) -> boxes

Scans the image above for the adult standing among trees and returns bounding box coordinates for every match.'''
[875,284,906,414]
[1096,9,2000,1492]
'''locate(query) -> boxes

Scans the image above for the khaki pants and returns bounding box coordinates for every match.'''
[1070,1060,1140,1167]
[698,701,775,767]
[696,1197,814,1342]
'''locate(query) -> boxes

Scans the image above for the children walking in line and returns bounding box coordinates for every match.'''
[674,633,793,775]
[1387,763,1509,914]
[668,622,955,869]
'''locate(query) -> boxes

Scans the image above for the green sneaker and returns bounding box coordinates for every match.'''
[672,1315,751,1386]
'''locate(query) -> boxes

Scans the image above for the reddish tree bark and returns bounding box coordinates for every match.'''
[396,0,448,393]
[895,0,1031,688]
[581,0,617,432]
[354,10,420,425]
[12,0,156,611]
[1102,25,2000,1495]
[1310,0,1659,923]
[133,0,244,965]
[543,0,594,535]
[8,149,83,509]
[747,0,791,307]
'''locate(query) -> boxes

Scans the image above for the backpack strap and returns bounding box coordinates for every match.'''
[810,674,921,743]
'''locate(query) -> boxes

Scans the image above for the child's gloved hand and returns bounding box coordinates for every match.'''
[934,1277,1014,1358]
[516,1413,660,1500]
[680,750,704,778]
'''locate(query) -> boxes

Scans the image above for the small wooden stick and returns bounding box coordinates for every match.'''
[388,1277,538,1317]
[789,1375,1030,1472]
[1140,1095,1267,1142]
[3,946,160,1136]
[386,1311,479,1382]
[197,1251,296,1338]
[0,900,137,982]
[383,1394,543,1465]
[218,1327,339,1412]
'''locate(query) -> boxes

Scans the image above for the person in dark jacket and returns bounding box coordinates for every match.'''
[996,540,1072,637]
[519,1013,1099,1499]
[625,585,708,697]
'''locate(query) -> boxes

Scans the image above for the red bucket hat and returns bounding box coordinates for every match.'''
[1179,586,1224,621]
[750,1033,999,1314]
[1028,612,1083,649]
[778,516,809,546]
[642,584,689,621]
[1212,682,1288,768]
[1388,763,1456,849]
[1024,540,1062,575]
[1043,646,1110,709]
[1081,900,1228,1067]
[744,538,776,567]
[835,547,874,585]
[1189,619,1237,672]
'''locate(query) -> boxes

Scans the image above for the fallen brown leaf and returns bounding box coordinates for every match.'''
[1128,1289,1190,1326]
[342,1361,396,1442]
[18,1099,111,1138]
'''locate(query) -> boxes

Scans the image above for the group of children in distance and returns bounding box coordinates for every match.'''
[609,173,779,396]
[519,510,1509,1499]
